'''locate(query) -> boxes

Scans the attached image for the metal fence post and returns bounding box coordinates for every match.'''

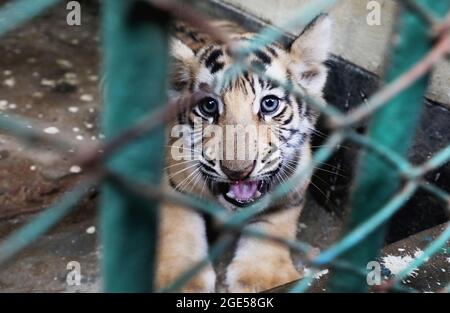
[100,0,169,292]
[327,0,450,292]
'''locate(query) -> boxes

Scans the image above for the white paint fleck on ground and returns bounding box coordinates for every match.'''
[299,223,307,229]
[303,268,329,280]
[86,226,96,234]
[381,249,426,278]
[413,249,429,262]
[0,100,7,110]
[80,94,94,102]
[43,127,60,134]
[382,254,416,276]
[88,75,98,82]
[32,91,44,98]
[56,59,73,69]
[314,269,329,279]
[40,78,56,87]
[69,165,82,174]
[434,172,441,182]
[3,77,16,87]
[68,106,79,113]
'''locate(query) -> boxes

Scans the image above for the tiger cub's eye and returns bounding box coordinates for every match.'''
[260,95,280,115]
[198,97,219,117]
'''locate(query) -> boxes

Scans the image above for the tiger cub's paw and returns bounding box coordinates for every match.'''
[156,263,216,293]
[225,257,301,293]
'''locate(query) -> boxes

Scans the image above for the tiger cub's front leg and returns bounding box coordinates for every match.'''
[155,203,216,292]
[225,204,303,293]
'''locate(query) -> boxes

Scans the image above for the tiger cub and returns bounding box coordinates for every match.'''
[156,15,332,292]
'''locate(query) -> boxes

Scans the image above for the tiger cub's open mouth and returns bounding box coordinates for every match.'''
[217,180,269,207]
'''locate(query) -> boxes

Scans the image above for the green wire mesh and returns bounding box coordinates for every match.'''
[0,0,449,293]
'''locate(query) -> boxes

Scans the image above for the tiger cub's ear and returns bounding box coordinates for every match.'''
[170,38,198,91]
[288,14,332,95]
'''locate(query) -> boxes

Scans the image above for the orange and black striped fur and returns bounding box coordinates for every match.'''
[156,15,332,292]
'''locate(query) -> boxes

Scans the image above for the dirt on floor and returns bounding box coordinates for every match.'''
[0,1,100,219]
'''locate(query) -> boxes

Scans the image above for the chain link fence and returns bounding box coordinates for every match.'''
[0,0,449,293]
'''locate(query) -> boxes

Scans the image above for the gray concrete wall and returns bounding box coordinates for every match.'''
[220,0,450,106]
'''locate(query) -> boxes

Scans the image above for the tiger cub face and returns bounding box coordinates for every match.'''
[166,15,332,210]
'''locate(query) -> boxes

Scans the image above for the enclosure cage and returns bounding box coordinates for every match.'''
[0,0,449,293]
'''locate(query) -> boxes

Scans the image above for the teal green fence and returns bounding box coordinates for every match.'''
[0,0,449,293]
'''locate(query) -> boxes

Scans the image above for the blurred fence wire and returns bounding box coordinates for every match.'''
[0,0,449,293]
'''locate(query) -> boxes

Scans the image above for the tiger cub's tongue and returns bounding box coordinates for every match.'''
[227,181,259,201]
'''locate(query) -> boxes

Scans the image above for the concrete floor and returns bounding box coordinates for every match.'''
[0,194,344,292]
[1,195,447,293]
[0,1,100,220]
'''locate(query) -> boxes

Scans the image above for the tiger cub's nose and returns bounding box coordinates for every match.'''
[220,160,255,181]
